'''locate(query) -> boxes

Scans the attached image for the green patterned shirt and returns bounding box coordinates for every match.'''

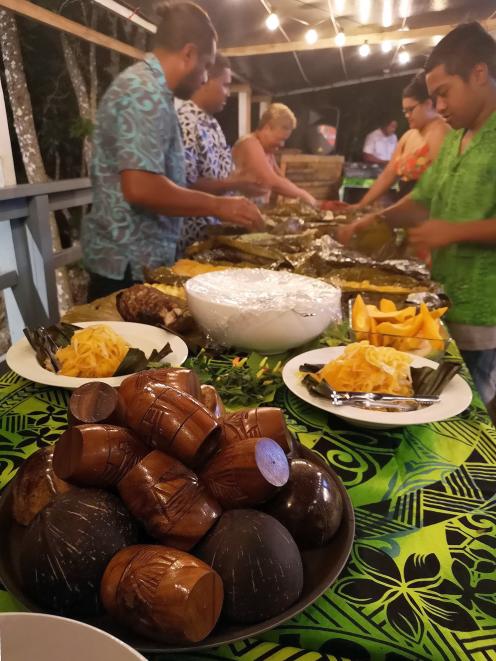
[411,110,496,326]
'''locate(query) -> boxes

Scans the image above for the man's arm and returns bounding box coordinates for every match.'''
[409,218,496,249]
[363,152,387,166]
[120,170,264,230]
[336,193,429,245]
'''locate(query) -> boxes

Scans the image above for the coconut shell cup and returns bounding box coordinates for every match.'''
[52,424,148,488]
[19,489,140,617]
[264,456,343,549]
[200,437,289,509]
[196,510,303,624]
[101,545,224,644]
[11,446,74,526]
[119,380,220,468]
[117,450,221,550]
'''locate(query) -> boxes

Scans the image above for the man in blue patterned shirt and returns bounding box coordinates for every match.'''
[82,2,262,300]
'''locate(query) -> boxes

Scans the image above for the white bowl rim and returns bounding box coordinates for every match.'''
[0,612,146,660]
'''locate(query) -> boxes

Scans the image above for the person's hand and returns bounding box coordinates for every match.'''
[336,213,377,245]
[321,200,352,212]
[230,174,269,198]
[302,192,318,208]
[216,196,265,231]
[408,220,460,250]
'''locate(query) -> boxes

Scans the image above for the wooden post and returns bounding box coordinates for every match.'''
[237,85,252,138]
[0,76,23,345]
[253,95,272,123]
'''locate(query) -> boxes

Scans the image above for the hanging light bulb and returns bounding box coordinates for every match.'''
[359,41,371,57]
[398,49,411,64]
[305,28,318,45]
[382,0,393,28]
[381,40,393,53]
[265,13,280,31]
[335,30,346,47]
[334,0,346,14]
[399,0,410,19]
[358,0,371,24]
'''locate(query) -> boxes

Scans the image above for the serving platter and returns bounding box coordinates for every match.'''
[283,346,473,429]
[0,445,354,653]
[5,321,188,389]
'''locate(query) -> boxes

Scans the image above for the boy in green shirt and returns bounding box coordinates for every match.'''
[339,22,496,413]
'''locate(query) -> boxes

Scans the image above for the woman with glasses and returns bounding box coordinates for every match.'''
[352,73,449,209]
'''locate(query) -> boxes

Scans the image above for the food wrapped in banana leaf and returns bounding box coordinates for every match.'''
[143,265,188,286]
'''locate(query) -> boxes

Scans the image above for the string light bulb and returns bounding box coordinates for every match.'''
[381,40,393,53]
[358,0,371,24]
[335,30,346,47]
[305,28,318,45]
[359,41,371,57]
[382,0,393,28]
[265,13,280,31]
[398,49,411,64]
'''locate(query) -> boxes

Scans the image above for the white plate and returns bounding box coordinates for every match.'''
[6,321,188,389]
[0,612,146,661]
[282,346,473,429]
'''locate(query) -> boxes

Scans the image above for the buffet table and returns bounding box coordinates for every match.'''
[1,349,495,661]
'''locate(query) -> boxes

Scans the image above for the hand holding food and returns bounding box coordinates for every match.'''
[337,213,377,245]
[216,196,265,231]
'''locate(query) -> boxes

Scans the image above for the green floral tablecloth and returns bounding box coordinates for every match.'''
[1,363,495,661]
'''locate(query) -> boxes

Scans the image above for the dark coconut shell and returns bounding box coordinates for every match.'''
[11,446,74,526]
[19,489,140,617]
[195,509,303,624]
[264,457,343,548]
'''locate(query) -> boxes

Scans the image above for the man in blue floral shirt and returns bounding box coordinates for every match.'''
[82,2,262,300]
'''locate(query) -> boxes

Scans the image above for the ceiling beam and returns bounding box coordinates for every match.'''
[0,0,145,60]
[222,19,496,57]
[91,0,156,33]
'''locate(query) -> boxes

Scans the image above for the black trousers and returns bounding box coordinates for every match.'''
[87,264,138,302]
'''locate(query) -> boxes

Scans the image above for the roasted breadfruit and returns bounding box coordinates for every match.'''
[116,284,193,333]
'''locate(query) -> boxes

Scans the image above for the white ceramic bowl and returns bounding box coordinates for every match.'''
[185,268,341,354]
[0,612,146,661]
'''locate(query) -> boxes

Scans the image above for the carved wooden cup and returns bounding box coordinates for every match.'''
[68,382,125,427]
[120,379,220,468]
[219,407,292,453]
[117,450,221,550]
[52,424,148,488]
[101,545,224,644]
[200,437,290,509]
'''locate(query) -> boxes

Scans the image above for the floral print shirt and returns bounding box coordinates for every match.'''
[177,100,234,252]
[82,54,186,280]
